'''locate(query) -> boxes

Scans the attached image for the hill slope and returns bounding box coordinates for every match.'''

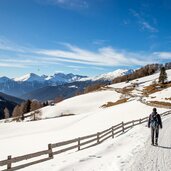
[1,69,171,170]
[0,92,24,119]
[0,92,24,104]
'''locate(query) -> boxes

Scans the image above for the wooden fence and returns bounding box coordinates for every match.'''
[1,111,41,123]
[1,110,171,171]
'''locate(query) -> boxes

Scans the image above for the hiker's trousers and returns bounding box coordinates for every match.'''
[151,127,159,143]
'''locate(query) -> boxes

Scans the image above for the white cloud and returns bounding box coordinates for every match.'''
[153,52,171,59]
[141,21,158,33]
[0,37,30,53]
[129,9,158,33]
[35,43,153,66]
[0,63,26,68]
[37,0,89,9]
[91,66,106,70]
[93,39,109,46]
[67,65,87,69]
[123,19,130,25]
[0,38,166,69]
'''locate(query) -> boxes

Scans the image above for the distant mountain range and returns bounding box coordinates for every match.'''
[1,69,133,84]
[81,69,134,81]
[0,69,134,100]
[13,73,87,83]
[0,73,87,97]
[21,81,93,101]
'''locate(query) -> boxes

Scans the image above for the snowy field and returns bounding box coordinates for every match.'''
[1,100,167,161]
[144,87,171,103]
[1,115,170,171]
[110,69,171,90]
[1,69,171,170]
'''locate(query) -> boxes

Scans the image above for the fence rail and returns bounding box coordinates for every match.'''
[1,110,171,171]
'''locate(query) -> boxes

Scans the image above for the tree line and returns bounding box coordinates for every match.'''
[112,63,171,84]
[112,64,161,84]
[3,100,44,120]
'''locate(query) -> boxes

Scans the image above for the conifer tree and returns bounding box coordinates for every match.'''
[159,67,167,84]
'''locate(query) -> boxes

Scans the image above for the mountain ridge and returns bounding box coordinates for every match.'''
[0,69,132,98]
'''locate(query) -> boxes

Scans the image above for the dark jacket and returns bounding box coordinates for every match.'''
[148,112,162,128]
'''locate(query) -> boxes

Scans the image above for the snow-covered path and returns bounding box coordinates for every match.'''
[127,116,171,171]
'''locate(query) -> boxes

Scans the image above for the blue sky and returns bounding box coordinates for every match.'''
[1,0,171,78]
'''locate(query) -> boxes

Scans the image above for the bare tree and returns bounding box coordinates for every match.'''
[12,105,21,117]
[30,100,42,111]
[4,107,10,119]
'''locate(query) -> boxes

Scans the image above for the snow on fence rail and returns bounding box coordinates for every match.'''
[1,110,171,171]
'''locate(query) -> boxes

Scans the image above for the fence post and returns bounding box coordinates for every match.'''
[7,155,12,170]
[48,144,53,159]
[122,122,124,132]
[21,113,24,121]
[34,113,36,121]
[112,126,114,138]
[78,138,81,151]
[97,132,100,144]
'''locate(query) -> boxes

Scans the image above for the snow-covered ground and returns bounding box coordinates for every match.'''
[1,69,171,171]
[18,122,151,171]
[2,114,170,171]
[109,69,171,90]
[126,116,171,171]
[41,90,122,118]
[144,87,171,103]
[1,100,166,161]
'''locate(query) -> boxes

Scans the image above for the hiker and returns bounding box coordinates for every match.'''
[148,108,162,146]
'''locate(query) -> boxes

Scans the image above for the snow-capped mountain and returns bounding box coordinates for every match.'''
[13,69,133,84]
[14,73,87,83]
[14,73,45,82]
[45,73,87,83]
[0,72,88,97]
[0,69,134,98]
[80,69,134,81]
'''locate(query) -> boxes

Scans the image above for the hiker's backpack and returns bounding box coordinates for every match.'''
[151,113,159,129]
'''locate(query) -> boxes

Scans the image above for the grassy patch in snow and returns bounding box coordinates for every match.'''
[143,82,171,96]
[122,87,134,94]
[165,97,171,100]
[143,84,161,96]
[116,87,134,95]
[148,101,171,107]
[101,98,129,108]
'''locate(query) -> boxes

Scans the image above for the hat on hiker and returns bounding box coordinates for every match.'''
[153,108,157,112]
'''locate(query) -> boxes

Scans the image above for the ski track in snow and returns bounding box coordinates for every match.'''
[126,116,171,171]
